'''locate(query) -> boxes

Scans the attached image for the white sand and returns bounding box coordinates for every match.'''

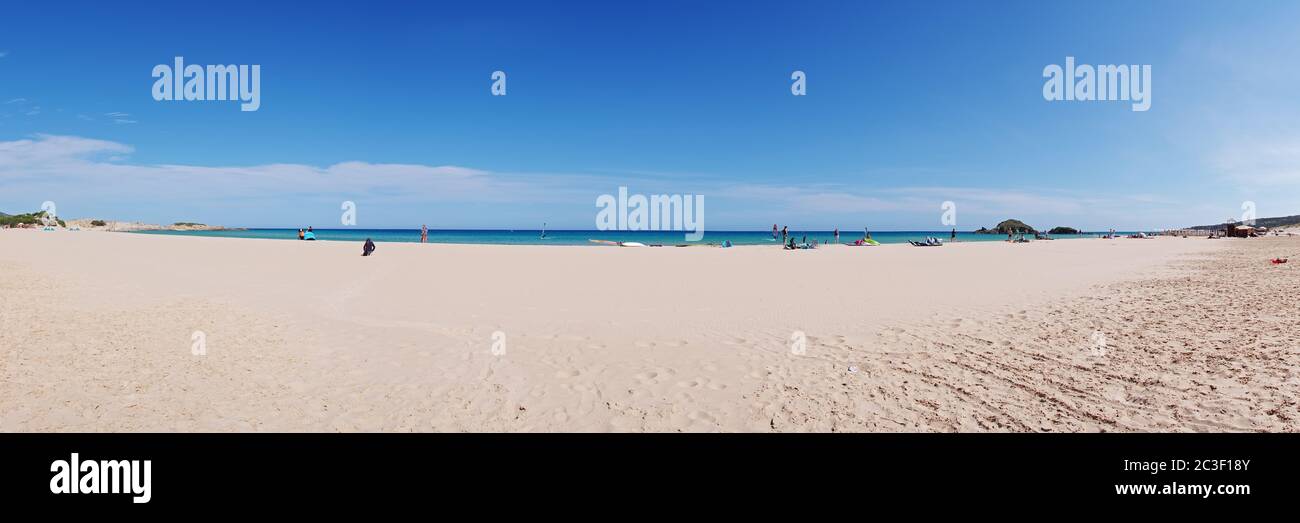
[2,230,1295,432]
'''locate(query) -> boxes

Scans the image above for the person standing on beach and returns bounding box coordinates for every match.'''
[834,228,840,244]
[421,224,428,243]
[951,228,956,242]
[772,224,778,241]
[298,228,305,240]
[781,226,788,246]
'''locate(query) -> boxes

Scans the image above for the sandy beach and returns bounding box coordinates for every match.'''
[1,231,1295,432]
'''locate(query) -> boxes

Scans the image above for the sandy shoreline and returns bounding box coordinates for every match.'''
[1,230,1294,432]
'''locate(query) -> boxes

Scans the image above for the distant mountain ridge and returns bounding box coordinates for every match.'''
[1187,214,1300,230]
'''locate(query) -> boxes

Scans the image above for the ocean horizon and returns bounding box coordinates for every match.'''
[130,228,1137,246]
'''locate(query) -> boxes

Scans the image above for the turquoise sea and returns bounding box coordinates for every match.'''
[132,228,1133,246]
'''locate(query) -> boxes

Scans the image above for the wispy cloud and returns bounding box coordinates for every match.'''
[4,98,26,105]
[0,134,527,221]
[0,134,1200,229]
[0,51,8,59]
[105,112,137,124]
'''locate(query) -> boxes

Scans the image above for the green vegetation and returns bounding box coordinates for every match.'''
[172,222,205,227]
[1048,226,1080,235]
[90,220,107,227]
[0,210,65,228]
[975,219,1036,234]
[1187,214,1300,231]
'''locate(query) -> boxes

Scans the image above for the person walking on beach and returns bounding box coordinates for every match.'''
[362,238,376,256]
[421,224,428,243]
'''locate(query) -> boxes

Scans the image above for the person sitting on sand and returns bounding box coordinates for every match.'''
[363,238,376,256]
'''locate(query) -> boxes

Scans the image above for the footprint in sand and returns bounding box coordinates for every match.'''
[676,378,712,389]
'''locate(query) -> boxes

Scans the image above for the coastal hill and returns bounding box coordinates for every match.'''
[1186,214,1300,231]
[974,219,1037,234]
[63,219,231,232]
[2,210,227,231]
[0,210,66,228]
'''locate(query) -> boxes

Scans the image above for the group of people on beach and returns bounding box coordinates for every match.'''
[297,226,377,256]
[773,224,811,249]
[775,223,895,249]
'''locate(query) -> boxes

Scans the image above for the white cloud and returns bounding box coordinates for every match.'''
[0,135,538,217]
[0,134,1200,230]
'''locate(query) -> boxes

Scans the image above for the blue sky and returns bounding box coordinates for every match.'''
[3,0,1300,230]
